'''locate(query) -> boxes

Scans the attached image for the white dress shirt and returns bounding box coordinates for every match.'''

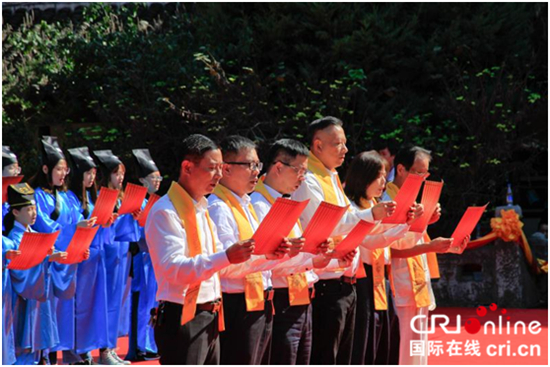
[145,194,230,305]
[292,169,382,280]
[350,201,409,265]
[250,185,319,288]
[208,191,281,293]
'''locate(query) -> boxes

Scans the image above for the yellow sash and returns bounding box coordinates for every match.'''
[167,181,225,331]
[254,177,310,306]
[308,152,349,272]
[386,182,432,308]
[212,184,265,312]
[360,197,388,310]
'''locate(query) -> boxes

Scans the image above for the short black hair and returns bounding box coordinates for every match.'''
[181,134,219,163]
[307,116,343,146]
[344,151,385,206]
[264,139,309,172]
[219,135,257,160]
[393,145,432,171]
[373,138,398,156]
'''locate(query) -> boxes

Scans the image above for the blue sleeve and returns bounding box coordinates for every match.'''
[7,229,49,302]
[32,189,63,233]
[113,213,140,242]
[50,262,77,299]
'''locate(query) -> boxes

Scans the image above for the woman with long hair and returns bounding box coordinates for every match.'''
[94,149,141,365]
[346,151,415,365]
[65,146,116,365]
[29,136,96,364]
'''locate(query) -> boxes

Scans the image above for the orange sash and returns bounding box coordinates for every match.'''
[254,177,310,306]
[167,181,225,331]
[213,184,265,311]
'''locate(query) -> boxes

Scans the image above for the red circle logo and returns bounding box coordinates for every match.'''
[465,318,481,334]
[476,306,487,317]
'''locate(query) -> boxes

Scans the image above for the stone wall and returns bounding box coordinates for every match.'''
[432,239,541,308]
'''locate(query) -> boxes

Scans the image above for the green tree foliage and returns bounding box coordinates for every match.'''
[2,3,547,235]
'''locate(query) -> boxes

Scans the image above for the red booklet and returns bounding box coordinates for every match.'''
[410,180,444,233]
[91,187,119,226]
[301,202,349,254]
[7,231,60,270]
[252,198,309,255]
[382,174,425,224]
[447,204,488,254]
[59,226,100,264]
[332,220,377,258]
[2,175,24,203]
[118,183,148,215]
[138,193,160,227]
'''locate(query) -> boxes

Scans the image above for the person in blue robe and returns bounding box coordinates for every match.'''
[125,148,161,362]
[4,182,73,365]
[29,137,95,364]
[94,149,141,365]
[2,145,21,365]
[63,146,118,365]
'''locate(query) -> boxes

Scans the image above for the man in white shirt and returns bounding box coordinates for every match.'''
[145,134,255,365]
[251,138,342,364]
[292,117,393,364]
[208,136,293,365]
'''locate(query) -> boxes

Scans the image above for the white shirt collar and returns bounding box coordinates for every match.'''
[264,183,283,199]
[229,189,251,207]
[194,196,209,213]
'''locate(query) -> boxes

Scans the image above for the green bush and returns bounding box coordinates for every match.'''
[2,3,547,236]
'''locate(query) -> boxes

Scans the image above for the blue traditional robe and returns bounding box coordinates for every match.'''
[8,222,53,364]
[32,188,81,352]
[104,202,139,348]
[2,235,17,365]
[66,190,110,354]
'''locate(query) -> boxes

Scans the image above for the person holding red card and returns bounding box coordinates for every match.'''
[65,146,114,365]
[208,136,295,365]
[344,151,419,365]
[94,149,140,365]
[383,146,469,365]
[291,117,394,365]
[145,134,255,364]
[251,138,350,365]
[5,183,84,364]
[29,136,95,364]
[125,148,162,362]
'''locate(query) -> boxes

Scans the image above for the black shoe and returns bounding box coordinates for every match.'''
[126,351,160,362]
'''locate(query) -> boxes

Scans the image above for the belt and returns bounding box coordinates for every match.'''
[159,299,222,314]
[196,299,222,313]
[341,275,357,284]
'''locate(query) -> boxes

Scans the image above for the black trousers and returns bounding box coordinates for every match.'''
[154,301,220,365]
[311,278,357,365]
[220,292,273,365]
[270,288,313,365]
[351,264,400,365]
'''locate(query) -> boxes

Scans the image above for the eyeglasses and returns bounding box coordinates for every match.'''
[148,175,163,182]
[275,161,307,176]
[225,161,263,171]
[7,166,21,175]
[408,169,430,178]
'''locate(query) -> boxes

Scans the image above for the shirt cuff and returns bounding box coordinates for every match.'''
[213,250,231,270]
[356,207,377,224]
